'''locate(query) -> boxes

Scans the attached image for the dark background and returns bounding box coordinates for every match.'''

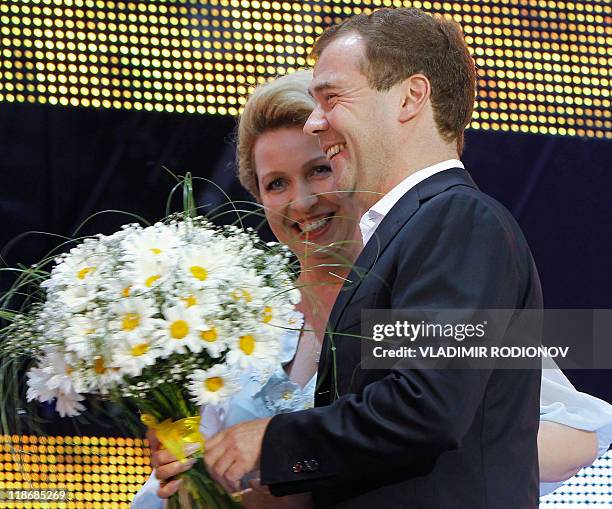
[1,101,610,432]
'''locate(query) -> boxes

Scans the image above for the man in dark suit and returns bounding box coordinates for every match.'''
[204,9,542,507]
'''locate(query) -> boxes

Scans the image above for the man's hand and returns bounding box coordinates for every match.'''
[204,417,272,493]
[147,429,199,499]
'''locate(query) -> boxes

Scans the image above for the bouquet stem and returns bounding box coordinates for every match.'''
[168,460,241,509]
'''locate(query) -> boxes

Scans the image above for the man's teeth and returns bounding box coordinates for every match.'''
[326,143,345,159]
[301,217,331,234]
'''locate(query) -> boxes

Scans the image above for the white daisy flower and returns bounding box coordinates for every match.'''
[187,364,239,406]
[260,300,301,332]
[112,336,163,378]
[227,269,267,306]
[225,331,280,371]
[27,362,86,417]
[27,366,57,403]
[56,286,95,313]
[126,254,171,291]
[159,304,206,355]
[85,352,124,392]
[64,314,101,359]
[174,286,223,316]
[180,245,235,288]
[51,246,106,288]
[41,350,80,395]
[122,223,180,261]
[196,320,230,359]
[55,388,86,418]
[110,297,159,335]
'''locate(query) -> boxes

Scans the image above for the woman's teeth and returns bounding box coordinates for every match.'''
[301,217,332,234]
[326,143,345,159]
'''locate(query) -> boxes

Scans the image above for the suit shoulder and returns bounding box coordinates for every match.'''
[421,184,521,233]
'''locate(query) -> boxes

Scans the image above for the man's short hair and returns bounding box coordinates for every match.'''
[312,8,476,154]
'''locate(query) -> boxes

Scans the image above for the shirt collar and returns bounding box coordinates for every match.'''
[359,159,464,244]
[369,159,464,218]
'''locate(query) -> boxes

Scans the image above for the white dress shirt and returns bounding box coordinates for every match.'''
[359,159,464,245]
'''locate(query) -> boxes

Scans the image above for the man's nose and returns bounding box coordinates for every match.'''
[304,106,328,136]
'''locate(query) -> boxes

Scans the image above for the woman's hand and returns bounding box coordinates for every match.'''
[538,421,598,482]
[146,429,199,499]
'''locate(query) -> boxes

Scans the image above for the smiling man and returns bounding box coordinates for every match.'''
[202,8,543,508]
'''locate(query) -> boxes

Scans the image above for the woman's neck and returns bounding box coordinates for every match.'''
[295,258,353,339]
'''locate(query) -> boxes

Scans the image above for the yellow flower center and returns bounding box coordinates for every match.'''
[183,295,197,308]
[170,320,189,339]
[239,335,255,355]
[282,391,293,400]
[94,357,106,374]
[122,313,140,331]
[200,328,218,342]
[205,376,224,392]
[77,266,95,280]
[145,275,160,287]
[262,306,273,323]
[232,289,253,303]
[131,343,149,356]
[190,265,208,281]
[150,248,162,255]
[66,366,74,375]
[122,286,131,297]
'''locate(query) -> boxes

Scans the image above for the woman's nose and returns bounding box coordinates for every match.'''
[289,185,319,214]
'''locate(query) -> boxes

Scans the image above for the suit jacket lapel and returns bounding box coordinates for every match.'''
[315,168,478,403]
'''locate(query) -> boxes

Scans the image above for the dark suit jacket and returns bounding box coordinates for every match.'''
[260,168,542,508]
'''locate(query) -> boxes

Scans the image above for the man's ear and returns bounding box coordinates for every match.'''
[398,74,431,123]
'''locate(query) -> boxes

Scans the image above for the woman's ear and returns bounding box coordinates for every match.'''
[398,74,431,123]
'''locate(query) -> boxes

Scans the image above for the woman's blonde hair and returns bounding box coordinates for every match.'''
[236,69,315,200]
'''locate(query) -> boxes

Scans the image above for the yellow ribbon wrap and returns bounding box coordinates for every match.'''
[141,414,205,462]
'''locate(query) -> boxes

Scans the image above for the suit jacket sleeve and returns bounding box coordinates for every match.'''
[260,190,530,495]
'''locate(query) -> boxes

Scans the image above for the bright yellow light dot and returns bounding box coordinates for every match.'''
[170,320,189,339]
[150,248,161,255]
[239,335,255,355]
[205,376,224,392]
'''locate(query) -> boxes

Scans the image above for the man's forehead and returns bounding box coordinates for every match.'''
[309,34,365,94]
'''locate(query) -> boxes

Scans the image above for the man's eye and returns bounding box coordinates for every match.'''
[266,178,286,191]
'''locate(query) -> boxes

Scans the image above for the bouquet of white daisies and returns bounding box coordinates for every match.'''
[1,215,299,508]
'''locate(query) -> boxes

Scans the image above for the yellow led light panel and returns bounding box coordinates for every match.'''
[0,434,152,509]
[0,1,609,138]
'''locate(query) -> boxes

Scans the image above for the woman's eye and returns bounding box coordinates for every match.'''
[312,165,332,177]
[266,178,286,191]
